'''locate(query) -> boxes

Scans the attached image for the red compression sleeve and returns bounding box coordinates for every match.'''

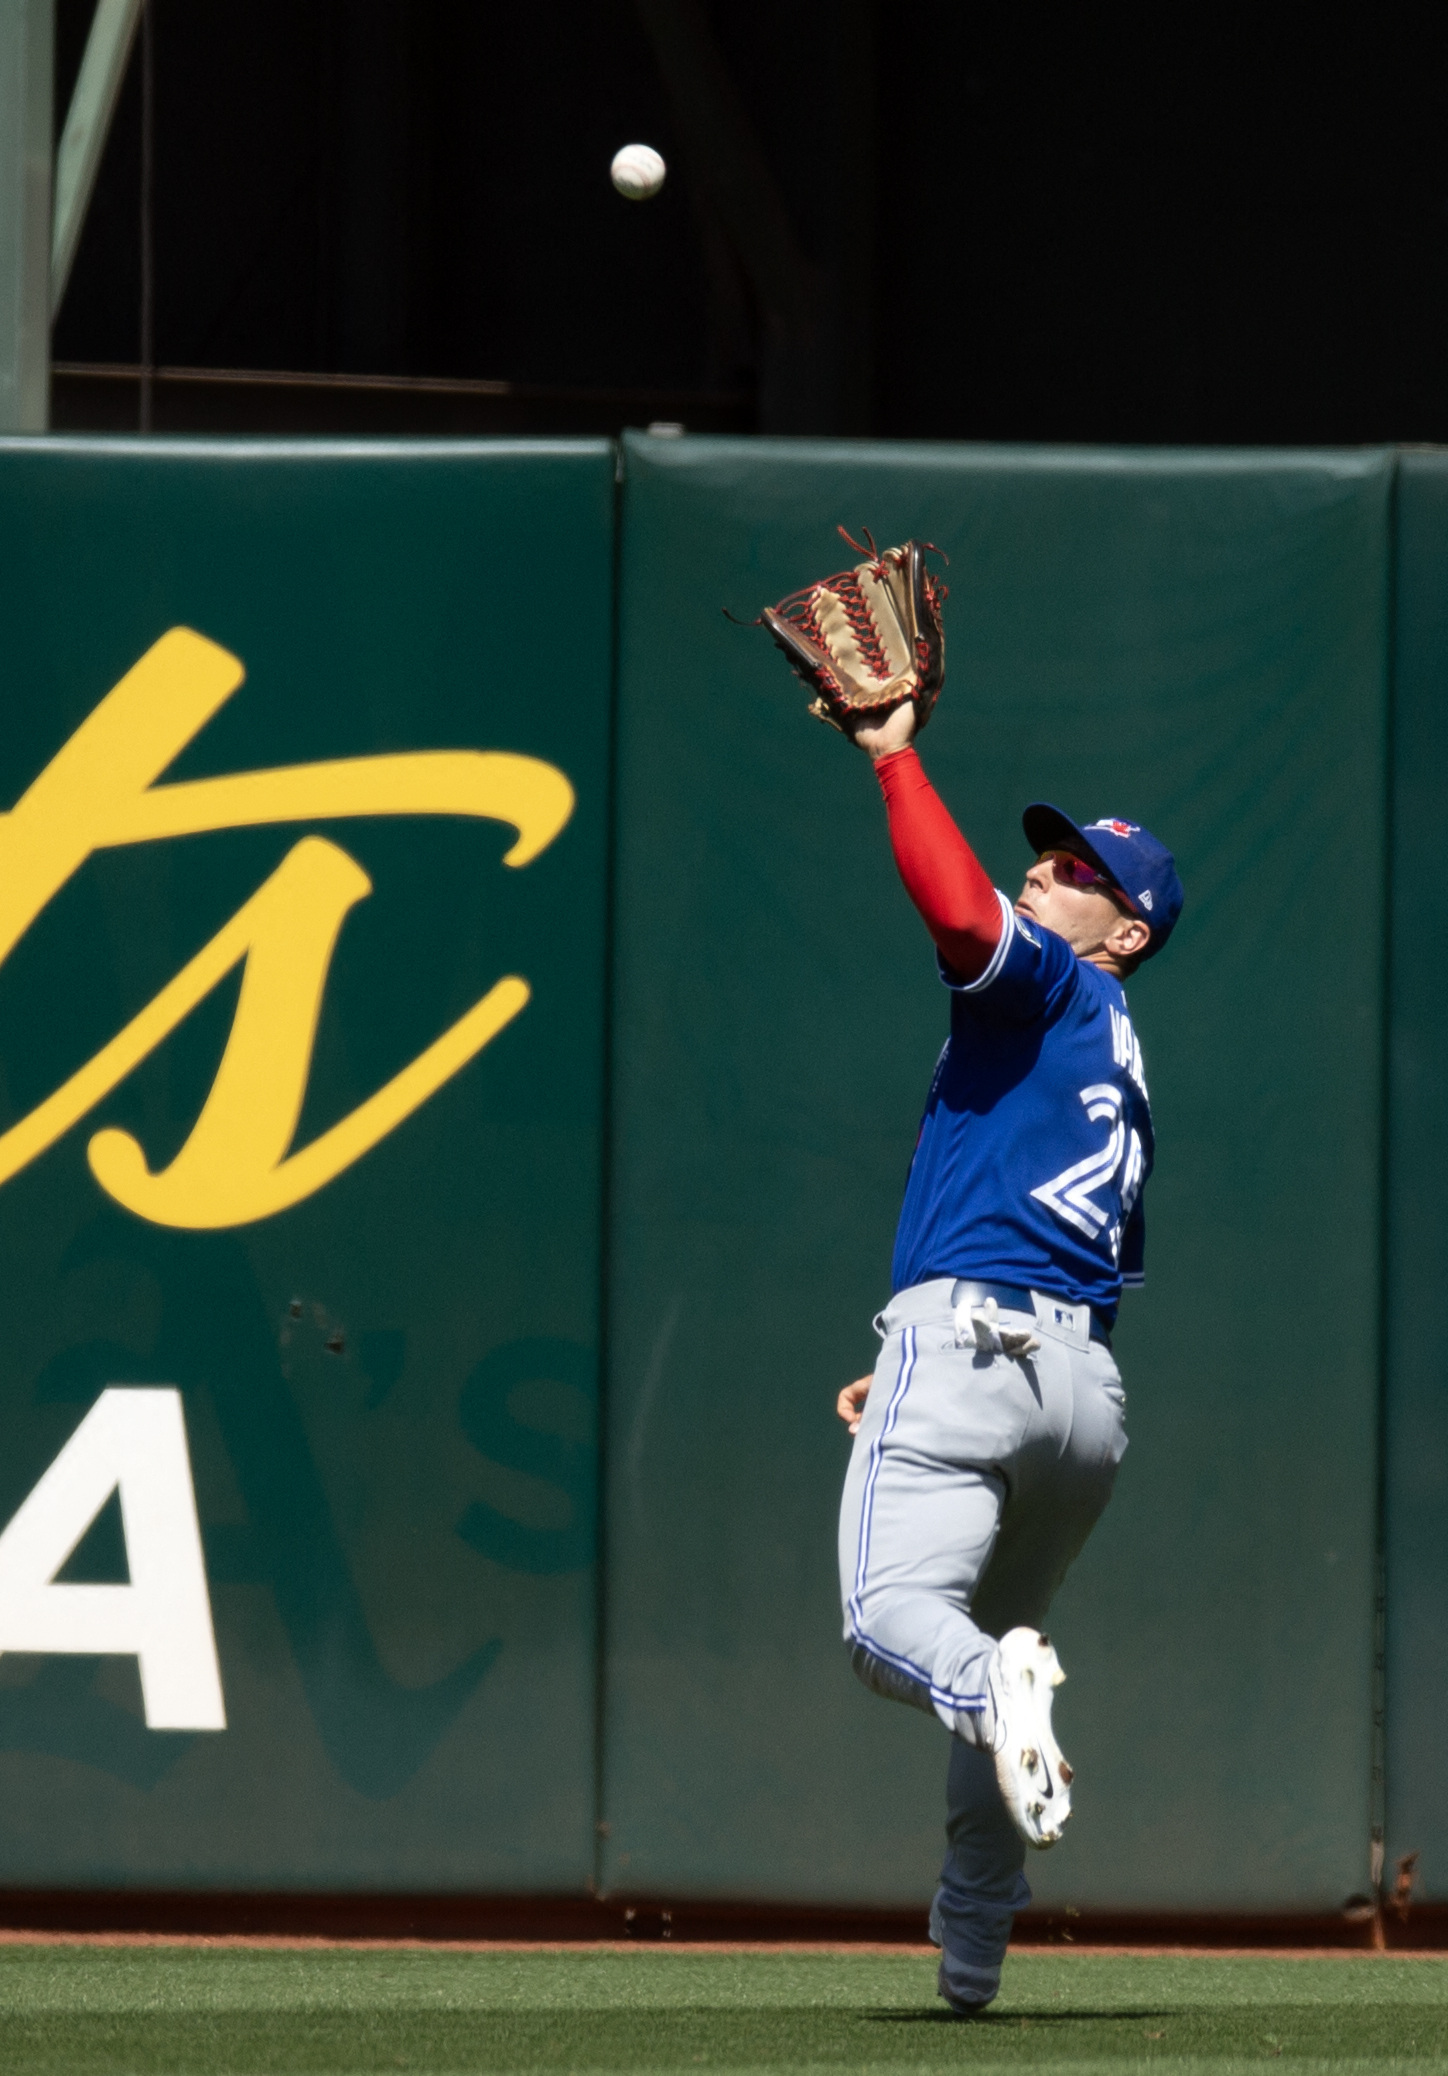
[874,747,1003,983]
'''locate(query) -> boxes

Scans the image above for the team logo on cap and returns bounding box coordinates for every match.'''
[1088,818,1139,838]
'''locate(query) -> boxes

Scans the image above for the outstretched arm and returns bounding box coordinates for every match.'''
[865,736,1003,984]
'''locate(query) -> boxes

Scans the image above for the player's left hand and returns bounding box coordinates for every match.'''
[848,698,918,760]
[837,1375,872,1433]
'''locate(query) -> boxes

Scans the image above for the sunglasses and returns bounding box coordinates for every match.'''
[1039,850,1135,911]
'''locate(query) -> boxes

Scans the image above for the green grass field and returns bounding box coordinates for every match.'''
[1,1946,1445,2075]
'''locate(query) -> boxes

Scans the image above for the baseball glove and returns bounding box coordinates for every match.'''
[755,528,947,735]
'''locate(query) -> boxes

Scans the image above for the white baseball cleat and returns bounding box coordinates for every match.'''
[987,1627,1074,1849]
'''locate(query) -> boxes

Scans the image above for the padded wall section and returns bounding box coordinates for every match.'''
[604,436,1391,1909]
[0,438,613,1888]
[1386,453,1448,1894]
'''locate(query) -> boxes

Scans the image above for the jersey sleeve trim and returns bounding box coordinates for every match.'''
[940,891,1016,994]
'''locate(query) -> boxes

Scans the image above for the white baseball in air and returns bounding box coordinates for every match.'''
[611,144,667,201]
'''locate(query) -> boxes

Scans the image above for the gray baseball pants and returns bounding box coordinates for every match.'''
[837,1276,1128,2006]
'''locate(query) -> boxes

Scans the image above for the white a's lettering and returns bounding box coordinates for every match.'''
[0,1388,225,1730]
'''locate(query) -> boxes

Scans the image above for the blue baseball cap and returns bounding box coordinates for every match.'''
[1022,802,1183,956]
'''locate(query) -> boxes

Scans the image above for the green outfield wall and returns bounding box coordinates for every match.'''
[0,432,1431,1915]
[604,437,1390,1913]
[1387,453,1448,1903]
[0,438,614,1888]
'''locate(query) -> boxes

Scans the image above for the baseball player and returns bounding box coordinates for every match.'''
[831,690,1182,2016]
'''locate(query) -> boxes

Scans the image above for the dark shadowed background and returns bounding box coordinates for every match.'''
[48,1,1448,442]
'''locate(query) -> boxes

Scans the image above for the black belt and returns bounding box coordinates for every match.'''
[949,1279,1114,1349]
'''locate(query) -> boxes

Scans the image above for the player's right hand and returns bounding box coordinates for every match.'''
[837,1375,872,1434]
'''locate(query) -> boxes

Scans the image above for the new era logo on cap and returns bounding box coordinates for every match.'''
[1138,890,1153,910]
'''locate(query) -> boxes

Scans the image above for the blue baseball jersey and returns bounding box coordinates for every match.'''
[891,893,1154,1319]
